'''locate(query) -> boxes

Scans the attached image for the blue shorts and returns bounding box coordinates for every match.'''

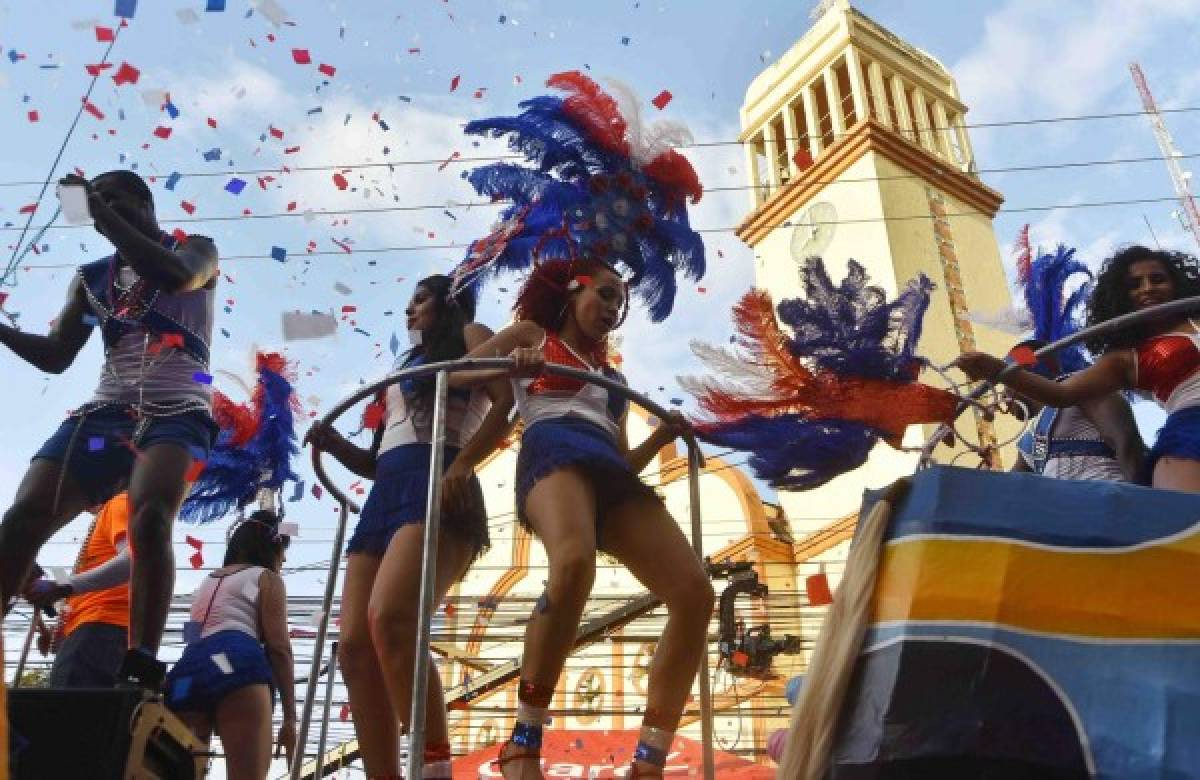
[34,405,218,505]
[347,442,489,559]
[1147,405,1200,477]
[515,417,659,537]
[165,630,274,715]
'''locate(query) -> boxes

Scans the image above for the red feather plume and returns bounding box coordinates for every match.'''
[547,71,629,157]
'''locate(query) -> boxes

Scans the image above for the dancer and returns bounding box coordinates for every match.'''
[304,275,513,780]
[165,511,296,778]
[0,170,219,688]
[462,259,714,779]
[23,493,133,687]
[1000,238,1144,481]
[956,245,1200,491]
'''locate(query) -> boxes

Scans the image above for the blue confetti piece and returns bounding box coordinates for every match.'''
[165,172,182,191]
[670,398,683,406]
[307,107,323,115]
[117,108,126,121]
[7,50,20,64]
[398,95,412,103]
[165,101,179,119]
[192,371,213,385]
[114,0,137,18]
[289,480,305,502]
[353,327,371,337]
[203,148,222,162]
[271,246,287,263]
[38,64,61,70]
[206,0,226,10]
[88,436,105,452]
[81,314,99,327]
[220,328,230,338]
[498,14,507,22]
[224,177,246,195]
[389,332,399,355]
[378,119,390,131]
[621,36,631,45]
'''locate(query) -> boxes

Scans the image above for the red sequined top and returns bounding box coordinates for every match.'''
[1135,332,1200,410]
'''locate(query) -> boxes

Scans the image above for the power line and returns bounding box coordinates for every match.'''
[7,194,1187,272]
[5,151,1196,234]
[2,105,1198,190]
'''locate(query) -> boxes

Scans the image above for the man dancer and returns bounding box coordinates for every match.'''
[0,170,219,688]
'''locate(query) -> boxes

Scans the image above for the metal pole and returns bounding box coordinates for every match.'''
[405,369,450,780]
[315,641,339,770]
[686,446,716,780]
[290,499,351,780]
[10,611,38,687]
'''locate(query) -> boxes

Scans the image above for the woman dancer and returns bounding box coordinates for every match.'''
[304,275,513,780]
[166,511,295,779]
[457,258,714,778]
[955,246,1200,491]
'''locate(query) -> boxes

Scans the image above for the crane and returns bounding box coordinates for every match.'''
[1130,63,1200,252]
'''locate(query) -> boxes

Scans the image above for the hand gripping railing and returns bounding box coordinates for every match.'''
[919,295,1200,466]
[292,357,717,780]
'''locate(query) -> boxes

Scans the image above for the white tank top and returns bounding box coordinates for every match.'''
[378,356,490,455]
[1041,406,1126,482]
[511,333,626,441]
[189,565,265,641]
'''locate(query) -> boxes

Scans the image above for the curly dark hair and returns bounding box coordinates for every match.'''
[1085,245,1200,353]
[513,257,628,332]
[224,510,288,570]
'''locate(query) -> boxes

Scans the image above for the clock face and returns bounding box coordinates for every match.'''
[790,201,838,261]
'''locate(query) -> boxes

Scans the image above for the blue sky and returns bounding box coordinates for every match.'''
[2,0,1199,764]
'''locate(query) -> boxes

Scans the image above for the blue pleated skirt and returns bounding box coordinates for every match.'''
[347,442,489,558]
[515,417,660,535]
[1147,405,1200,476]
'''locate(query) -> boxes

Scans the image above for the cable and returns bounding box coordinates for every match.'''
[3,26,123,286]
[1,105,1198,190]
[5,151,1198,235]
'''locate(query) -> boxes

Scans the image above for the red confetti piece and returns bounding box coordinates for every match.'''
[437,151,461,172]
[269,126,284,139]
[95,26,115,42]
[171,228,189,245]
[207,117,217,128]
[291,48,311,65]
[449,74,461,92]
[286,201,297,211]
[152,126,172,139]
[112,62,140,86]
[651,90,673,110]
[312,484,323,499]
[332,173,349,190]
[189,551,204,569]
[18,204,37,215]
[185,535,203,550]
[26,110,38,122]
[332,238,353,253]
[180,200,196,214]
[1009,345,1038,367]
[338,704,350,722]
[318,63,336,78]
[83,100,105,120]
[85,63,113,76]
[806,572,833,606]
[341,305,357,313]
[284,145,300,154]
[697,287,707,294]
[363,401,384,430]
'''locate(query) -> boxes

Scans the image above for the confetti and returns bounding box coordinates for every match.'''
[332,172,349,190]
[224,177,247,195]
[318,63,336,78]
[203,148,222,162]
[95,26,115,42]
[333,282,352,295]
[806,572,833,606]
[282,310,337,341]
[205,0,226,10]
[152,126,172,139]
[27,110,38,122]
[180,200,196,214]
[289,480,305,502]
[271,246,287,263]
[291,48,311,65]
[164,172,181,190]
[113,62,140,85]
[651,90,673,110]
[449,74,461,92]
[114,0,137,19]
[192,371,213,384]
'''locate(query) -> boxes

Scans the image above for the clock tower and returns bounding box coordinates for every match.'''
[736,0,1017,528]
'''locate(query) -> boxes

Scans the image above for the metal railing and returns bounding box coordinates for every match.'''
[293,357,717,780]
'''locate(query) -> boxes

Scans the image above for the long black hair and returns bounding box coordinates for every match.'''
[403,274,477,397]
[224,510,288,570]
[1085,245,1200,353]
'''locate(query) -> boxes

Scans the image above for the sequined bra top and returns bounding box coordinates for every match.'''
[1134,326,1200,413]
[512,332,628,441]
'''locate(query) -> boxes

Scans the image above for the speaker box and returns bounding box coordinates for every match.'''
[7,688,207,779]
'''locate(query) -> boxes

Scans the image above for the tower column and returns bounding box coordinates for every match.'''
[911,89,935,155]
[763,120,782,191]
[931,100,955,162]
[782,104,802,176]
[744,140,763,208]
[843,46,869,126]
[801,85,823,159]
[889,74,914,141]
[867,62,890,128]
[823,66,847,137]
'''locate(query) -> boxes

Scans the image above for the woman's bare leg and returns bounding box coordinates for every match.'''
[338,553,400,775]
[1153,456,1200,493]
[213,684,273,780]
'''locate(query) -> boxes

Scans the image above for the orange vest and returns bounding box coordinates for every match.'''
[61,494,131,638]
